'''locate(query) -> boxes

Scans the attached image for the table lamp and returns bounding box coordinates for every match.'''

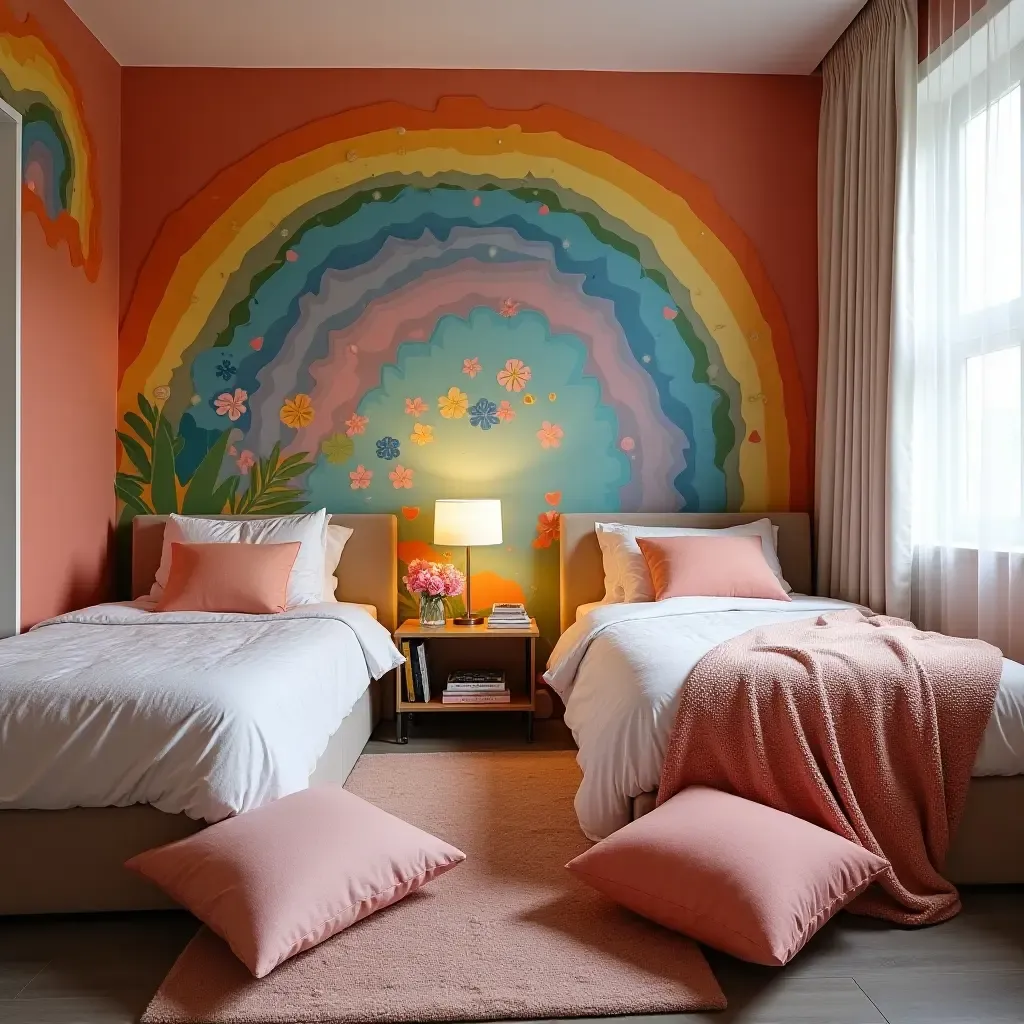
[433,499,502,625]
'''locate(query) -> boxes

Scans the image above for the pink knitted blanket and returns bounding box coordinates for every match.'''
[657,609,1002,925]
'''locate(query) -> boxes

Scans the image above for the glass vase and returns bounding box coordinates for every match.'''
[418,595,446,627]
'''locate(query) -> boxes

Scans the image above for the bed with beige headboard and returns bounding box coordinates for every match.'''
[0,513,398,915]
[131,513,399,632]
[558,511,813,633]
[557,512,1024,885]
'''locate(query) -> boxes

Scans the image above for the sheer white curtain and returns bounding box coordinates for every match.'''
[910,0,1024,660]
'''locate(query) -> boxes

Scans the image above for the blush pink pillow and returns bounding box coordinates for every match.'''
[125,786,466,977]
[156,541,300,614]
[636,534,791,601]
[566,787,888,966]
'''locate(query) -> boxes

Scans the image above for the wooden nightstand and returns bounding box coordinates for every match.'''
[393,618,539,744]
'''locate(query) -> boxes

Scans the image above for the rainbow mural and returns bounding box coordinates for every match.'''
[0,7,100,280]
[117,97,808,636]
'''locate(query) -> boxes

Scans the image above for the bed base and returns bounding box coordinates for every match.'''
[631,775,1024,885]
[0,682,379,915]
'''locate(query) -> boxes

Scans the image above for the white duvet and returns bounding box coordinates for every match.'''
[545,596,1024,841]
[0,601,403,822]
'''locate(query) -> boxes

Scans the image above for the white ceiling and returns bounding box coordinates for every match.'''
[65,0,865,74]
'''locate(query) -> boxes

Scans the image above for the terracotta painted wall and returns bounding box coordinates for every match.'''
[118,69,820,639]
[1,0,119,628]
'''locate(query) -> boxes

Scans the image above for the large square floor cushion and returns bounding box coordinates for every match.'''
[126,786,465,977]
[567,786,888,966]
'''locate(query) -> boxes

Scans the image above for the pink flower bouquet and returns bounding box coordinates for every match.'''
[403,559,465,627]
[403,559,466,598]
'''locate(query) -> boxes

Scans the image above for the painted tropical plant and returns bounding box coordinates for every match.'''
[114,394,314,522]
[227,444,315,515]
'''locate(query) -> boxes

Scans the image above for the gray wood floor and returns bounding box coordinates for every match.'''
[0,718,1021,1024]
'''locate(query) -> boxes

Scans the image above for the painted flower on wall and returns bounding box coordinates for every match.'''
[280,394,315,429]
[410,423,434,446]
[236,449,256,472]
[389,464,414,489]
[495,400,515,422]
[533,510,560,549]
[376,436,401,460]
[499,298,520,318]
[345,413,369,436]
[522,394,536,405]
[349,464,373,489]
[152,384,171,402]
[438,386,469,419]
[537,421,564,449]
[321,433,355,464]
[497,359,531,392]
[404,397,427,417]
[462,357,482,378]
[215,359,237,381]
[469,398,499,430]
[214,388,248,421]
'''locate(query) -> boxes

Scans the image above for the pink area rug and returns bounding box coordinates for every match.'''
[141,750,725,1022]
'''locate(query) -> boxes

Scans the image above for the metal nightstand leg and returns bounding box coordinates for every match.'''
[526,711,534,742]
[396,712,408,744]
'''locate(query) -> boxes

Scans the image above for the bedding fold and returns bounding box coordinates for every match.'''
[657,608,1002,925]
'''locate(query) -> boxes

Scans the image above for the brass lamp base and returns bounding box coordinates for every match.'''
[454,545,483,626]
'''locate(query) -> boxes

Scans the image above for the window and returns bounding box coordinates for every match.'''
[914,8,1024,551]
[960,85,1021,313]
[961,346,1022,520]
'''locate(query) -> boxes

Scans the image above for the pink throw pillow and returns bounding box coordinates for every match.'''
[636,534,791,601]
[125,786,466,977]
[156,541,300,614]
[566,787,888,966]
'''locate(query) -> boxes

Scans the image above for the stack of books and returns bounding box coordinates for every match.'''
[486,603,532,629]
[442,670,510,704]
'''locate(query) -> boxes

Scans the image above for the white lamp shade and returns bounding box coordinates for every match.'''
[433,499,502,547]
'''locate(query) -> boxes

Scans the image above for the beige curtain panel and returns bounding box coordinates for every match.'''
[816,0,916,615]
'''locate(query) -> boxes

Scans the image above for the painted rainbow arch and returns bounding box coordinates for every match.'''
[117,97,808,632]
[0,8,101,280]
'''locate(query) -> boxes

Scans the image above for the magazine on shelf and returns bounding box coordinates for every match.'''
[416,642,431,702]
[446,671,505,692]
[409,641,424,702]
[442,690,511,704]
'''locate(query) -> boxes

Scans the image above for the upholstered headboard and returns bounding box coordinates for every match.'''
[558,512,813,634]
[131,514,399,634]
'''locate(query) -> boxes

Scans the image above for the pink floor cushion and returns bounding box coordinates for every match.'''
[126,786,466,978]
[566,786,889,966]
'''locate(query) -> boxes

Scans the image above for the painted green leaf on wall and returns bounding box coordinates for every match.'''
[149,418,179,514]
[181,430,232,514]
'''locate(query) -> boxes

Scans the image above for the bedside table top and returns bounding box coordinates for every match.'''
[395,617,540,639]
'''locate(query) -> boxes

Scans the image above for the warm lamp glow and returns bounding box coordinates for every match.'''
[433,499,502,547]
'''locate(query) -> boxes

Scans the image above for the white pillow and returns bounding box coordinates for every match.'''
[595,525,626,603]
[321,524,354,602]
[240,510,328,607]
[595,519,790,603]
[149,515,244,602]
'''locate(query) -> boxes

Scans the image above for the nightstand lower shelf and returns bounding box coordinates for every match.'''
[398,697,534,713]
